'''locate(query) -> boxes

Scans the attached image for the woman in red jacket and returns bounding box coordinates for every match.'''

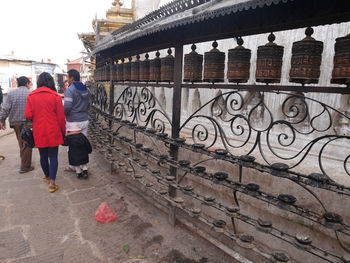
[25,72,65,193]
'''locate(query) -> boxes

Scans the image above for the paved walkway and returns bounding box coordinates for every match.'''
[0,132,237,263]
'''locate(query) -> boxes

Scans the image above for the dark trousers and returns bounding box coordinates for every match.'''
[13,125,32,168]
[38,147,58,181]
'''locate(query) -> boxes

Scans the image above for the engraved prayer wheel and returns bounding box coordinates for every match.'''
[112,63,118,81]
[102,65,106,81]
[100,66,105,81]
[203,41,225,83]
[97,67,101,81]
[140,53,150,82]
[256,33,284,84]
[123,57,132,81]
[290,27,323,84]
[161,48,175,82]
[131,55,140,82]
[116,59,124,82]
[150,51,161,82]
[227,37,251,83]
[94,68,99,81]
[184,44,203,82]
[332,33,350,86]
[105,64,110,81]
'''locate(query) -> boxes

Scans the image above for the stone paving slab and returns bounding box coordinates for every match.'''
[0,132,238,263]
[0,228,30,260]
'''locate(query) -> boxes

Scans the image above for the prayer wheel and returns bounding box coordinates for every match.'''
[150,51,161,82]
[184,44,203,82]
[116,59,124,82]
[140,53,150,82]
[227,37,251,83]
[99,66,104,81]
[161,48,175,82]
[203,41,225,83]
[105,64,111,81]
[94,68,99,81]
[332,33,350,86]
[97,67,101,81]
[131,55,140,82]
[290,27,323,84]
[256,33,284,84]
[102,65,106,81]
[123,57,132,81]
[112,63,118,81]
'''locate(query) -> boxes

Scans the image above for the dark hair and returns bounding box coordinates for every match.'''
[37,72,56,91]
[17,76,30,87]
[68,69,80,81]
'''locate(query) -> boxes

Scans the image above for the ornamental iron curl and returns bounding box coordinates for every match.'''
[89,82,108,112]
[112,86,171,133]
[180,90,350,179]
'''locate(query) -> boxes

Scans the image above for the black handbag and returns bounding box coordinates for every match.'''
[21,121,35,148]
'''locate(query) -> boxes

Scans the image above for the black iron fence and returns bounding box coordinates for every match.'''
[88,80,350,263]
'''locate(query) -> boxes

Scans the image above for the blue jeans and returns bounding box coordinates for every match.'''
[38,147,58,181]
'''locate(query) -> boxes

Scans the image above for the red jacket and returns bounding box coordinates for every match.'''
[25,87,66,148]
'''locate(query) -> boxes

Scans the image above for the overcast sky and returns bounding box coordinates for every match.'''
[0,0,134,69]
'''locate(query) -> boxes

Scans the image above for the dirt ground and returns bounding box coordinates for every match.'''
[0,131,238,263]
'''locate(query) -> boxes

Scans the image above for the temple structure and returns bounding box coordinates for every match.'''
[78,1,135,53]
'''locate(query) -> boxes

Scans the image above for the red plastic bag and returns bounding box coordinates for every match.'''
[95,201,118,223]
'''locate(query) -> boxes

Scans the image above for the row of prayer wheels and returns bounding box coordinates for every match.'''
[94,27,350,86]
[94,49,175,82]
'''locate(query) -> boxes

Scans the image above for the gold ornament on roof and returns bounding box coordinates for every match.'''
[112,0,123,7]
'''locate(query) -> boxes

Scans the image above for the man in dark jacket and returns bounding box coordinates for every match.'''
[64,69,91,176]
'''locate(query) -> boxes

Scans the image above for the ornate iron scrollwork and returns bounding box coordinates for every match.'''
[112,86,171,133]
[180,90,350,179]
[89,82,108,112]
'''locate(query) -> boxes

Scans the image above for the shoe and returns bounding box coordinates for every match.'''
[49,184,59,193]
[77,173,83,179]
[64,167,76,173]
[83,170,88,179]
[19,166,34,174]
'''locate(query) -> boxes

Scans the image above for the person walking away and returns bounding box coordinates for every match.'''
[64,131,92,179]
[25,72,65,193]
[64,69,91,178]
[0,77,34,173]
[0,85,3,106]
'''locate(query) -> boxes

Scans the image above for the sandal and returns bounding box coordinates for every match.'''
[64,167,75,172]
[49,184,59,193]
[42,177,50,184]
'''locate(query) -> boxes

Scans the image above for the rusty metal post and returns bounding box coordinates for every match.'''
[169,43,183,198]
[109,60,115,173]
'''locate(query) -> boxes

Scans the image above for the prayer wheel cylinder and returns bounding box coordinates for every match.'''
[227,37,251,83]
[102,65,106,81]
[290,27,323,84]
[332,33,350,86]
[140,53,150,82]
[100,66,104,81]
[161,48,175,82]
[112,63,118,81]
[150,51,161,82]
[116,59,124,82]
[123,57,132,81]
[256,33,284,84]
[203,41,225,83]
[94,68,98,81]
[105,64,110,81]
[131,55,140,82]
[184,44,203,82]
